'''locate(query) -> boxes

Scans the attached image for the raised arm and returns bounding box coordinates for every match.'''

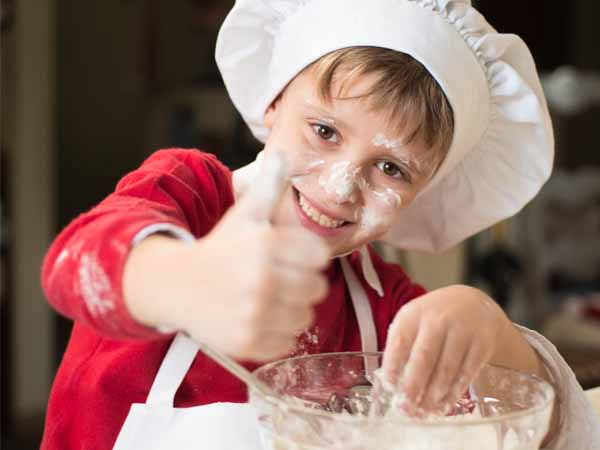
[41,149,235,340]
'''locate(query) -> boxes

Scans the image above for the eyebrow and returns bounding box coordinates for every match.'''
[372,135,429,179]
[387,147,429,178]
[302,104,350,131]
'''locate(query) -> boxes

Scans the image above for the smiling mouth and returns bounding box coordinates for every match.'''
[295,189,351,229]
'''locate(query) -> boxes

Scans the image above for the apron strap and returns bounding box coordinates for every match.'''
[341,256,380,379]
[144,254,380,406]
[146,333,200,406]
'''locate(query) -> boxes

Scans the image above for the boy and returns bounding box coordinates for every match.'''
[41,1,600,449]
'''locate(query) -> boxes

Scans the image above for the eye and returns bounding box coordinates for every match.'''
[376,160,410,182]
[311,124,339,143]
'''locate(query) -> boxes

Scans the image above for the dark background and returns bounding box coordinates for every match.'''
[2,0,599,448]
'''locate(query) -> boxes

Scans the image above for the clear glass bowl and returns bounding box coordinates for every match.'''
[250,352,555,450]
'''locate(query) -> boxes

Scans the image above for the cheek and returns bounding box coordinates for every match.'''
[357,206,395,234]
[372,188,403,208]
[356,190,403,233]
[290,172,319,194]
[268,129,327,177]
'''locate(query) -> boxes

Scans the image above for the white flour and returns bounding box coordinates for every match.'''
[318,161,361,203]
[255,368,550,450]
[78,252,116,317]
[372,188,403,207]
[372,132,428,175]
[259,416,529,450]
[372,133,401,151]
[357,206,394,232]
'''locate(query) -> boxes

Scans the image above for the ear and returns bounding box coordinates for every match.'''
[263,95,282,130]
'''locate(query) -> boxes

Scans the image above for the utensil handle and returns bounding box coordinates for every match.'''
[196,342,275,398]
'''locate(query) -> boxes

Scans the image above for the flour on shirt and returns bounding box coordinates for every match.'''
[78,253,116,317]
[110,240,128,256]
[55,249,70,266]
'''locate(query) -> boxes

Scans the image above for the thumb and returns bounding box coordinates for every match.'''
[232,151,263,199]
[233,150,289,222]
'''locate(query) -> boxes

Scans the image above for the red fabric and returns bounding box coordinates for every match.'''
[40,149,426,450]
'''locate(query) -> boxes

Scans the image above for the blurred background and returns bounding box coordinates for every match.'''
[1,0,599,448]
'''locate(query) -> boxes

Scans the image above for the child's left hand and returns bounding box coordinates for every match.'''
[382,285,511,411]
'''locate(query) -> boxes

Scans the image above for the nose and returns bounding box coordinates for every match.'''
[318,161,361,204]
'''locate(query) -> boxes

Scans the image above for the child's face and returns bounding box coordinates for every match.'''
[263,69,436,257]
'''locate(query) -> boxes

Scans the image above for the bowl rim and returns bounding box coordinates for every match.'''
[251,351,556,427]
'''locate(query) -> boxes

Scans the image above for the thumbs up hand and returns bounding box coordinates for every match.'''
[125,150,330,362]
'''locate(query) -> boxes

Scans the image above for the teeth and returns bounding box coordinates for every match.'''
[299,194,345,228]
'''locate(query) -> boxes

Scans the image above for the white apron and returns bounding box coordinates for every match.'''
[113,257,379,450]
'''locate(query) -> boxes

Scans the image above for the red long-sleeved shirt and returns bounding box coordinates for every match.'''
[40,149,426,450]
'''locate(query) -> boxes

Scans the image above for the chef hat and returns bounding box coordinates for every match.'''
[216,0,554,252]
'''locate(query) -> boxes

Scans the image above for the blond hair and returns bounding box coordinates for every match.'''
[308,47,454,173]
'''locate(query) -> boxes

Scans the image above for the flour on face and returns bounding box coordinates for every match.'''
[358,207,381,230]
[372,133,401,151]
[372,188,403,208]
[306,159,325,170]
[358,205,396,232]
[318,161,361,203]
[318,116,336,126]
[373,132,427,174]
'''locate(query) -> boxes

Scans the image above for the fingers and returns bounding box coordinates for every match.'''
[441,342,487,406]
[234,150,289,222]
[238,332,297,363]
[400,325,446,404]
[235,304,315,361]
[380,288,504,415]
[263,303,316,335]
[420,329,471,409]
[271,227,329,269]
[232,151,263,198]
[241,301,315,361]
[382,312,419,385]
[271,265,328,305]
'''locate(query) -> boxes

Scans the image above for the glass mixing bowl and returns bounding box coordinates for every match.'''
[250,352,555,450]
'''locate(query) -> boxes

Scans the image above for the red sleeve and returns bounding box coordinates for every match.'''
[41,149,234,340]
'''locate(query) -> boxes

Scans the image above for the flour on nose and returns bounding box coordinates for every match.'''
[318,161,360,203]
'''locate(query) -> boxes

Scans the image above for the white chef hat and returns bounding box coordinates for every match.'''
[216,0,554,253]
